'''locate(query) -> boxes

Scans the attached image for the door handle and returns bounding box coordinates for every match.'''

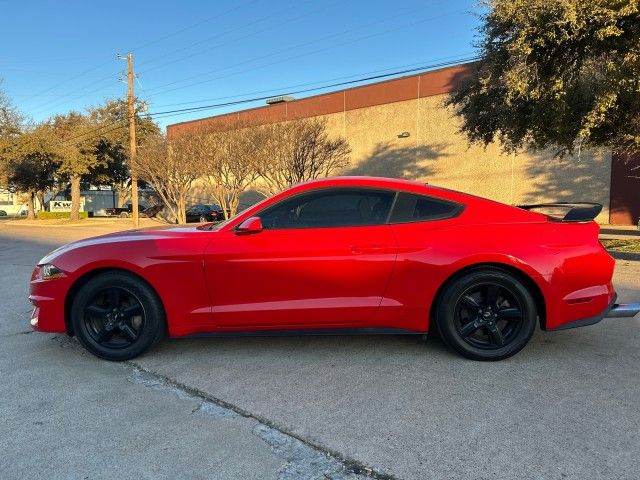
[350,245,386,255]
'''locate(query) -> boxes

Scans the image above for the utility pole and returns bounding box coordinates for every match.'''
[126,53,139,228]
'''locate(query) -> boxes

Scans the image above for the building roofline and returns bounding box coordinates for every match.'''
[167,61,475,134]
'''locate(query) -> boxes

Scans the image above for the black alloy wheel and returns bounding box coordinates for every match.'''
[454,283,524,349]
[83,287,145,348]
[71,271,165,361]
[435,269,537,360]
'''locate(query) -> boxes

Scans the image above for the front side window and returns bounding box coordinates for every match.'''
[389,192,462,223]
[258,188,395,229]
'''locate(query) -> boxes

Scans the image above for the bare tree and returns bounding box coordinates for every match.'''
[258,118,350,195]
[135,135,200,224]
[194,124,262,219]
[157,118,349,221]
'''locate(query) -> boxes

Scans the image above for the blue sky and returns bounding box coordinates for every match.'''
[0,0,480,128]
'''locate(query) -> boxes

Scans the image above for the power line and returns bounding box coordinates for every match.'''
[150,54,475,109]
[137,0,339,75]
[56,56,477,147]
[29,6,469,119]
[25,61,116,102]
[24,0,265,112]
[36,55,479,148]
[31,1,448,112]
[53,121,129,147]
[136,0,311,70]
[150,14,468,97]
[28,75,121,115]
[144,5,460,95]
[131,0,264,52]
[144,57,478,121]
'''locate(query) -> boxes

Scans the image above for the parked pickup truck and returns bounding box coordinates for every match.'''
[106,203,162,218]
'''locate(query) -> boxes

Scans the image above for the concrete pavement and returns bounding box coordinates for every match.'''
[1,221,639,479]
[0,224,373,480]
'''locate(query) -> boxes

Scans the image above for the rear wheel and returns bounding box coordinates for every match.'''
[119,212,130,218]
[199,215,207,223]
[435,269,537,360]
[71,271,165,361]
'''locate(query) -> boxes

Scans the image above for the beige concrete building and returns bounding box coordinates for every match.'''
[168,63,639,225]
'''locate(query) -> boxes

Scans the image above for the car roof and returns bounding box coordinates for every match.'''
[284,176,544,221]
[223,176,545,230]
[288,176,458,201]
[296,176,425,189]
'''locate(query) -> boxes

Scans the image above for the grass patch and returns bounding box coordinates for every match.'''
[37,211,89,220]
[600,239,640,253]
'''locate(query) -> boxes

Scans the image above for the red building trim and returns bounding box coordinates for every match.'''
[166,63,474,135]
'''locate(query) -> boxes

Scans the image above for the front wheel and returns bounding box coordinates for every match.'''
[71,271,166,361]
[435,269,537,361]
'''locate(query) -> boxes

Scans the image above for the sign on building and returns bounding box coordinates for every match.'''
[49,200,84,212]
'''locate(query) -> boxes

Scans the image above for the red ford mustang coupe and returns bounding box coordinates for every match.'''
[29,177,639,361]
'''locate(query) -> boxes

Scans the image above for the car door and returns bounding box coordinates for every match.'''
[204,187,398,330]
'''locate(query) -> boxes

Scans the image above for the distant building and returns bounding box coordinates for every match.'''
[167,62,639,225]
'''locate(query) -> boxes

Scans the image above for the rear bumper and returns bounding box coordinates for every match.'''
[550,293,640,331]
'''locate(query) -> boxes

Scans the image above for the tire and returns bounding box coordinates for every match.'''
[119,212,130,218]
[435,269,537,361]
[71,271,166,361]
[199,215,207,223]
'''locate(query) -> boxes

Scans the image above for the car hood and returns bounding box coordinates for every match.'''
[39,224,215,265]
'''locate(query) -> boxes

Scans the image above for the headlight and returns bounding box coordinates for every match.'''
[32,264,65,281]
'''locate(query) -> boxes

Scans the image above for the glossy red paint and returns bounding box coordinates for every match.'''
[29,176,616,337]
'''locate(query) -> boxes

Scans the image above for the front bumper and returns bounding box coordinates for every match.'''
[29,277,69,334]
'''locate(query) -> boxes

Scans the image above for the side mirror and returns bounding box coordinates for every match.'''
[236,216,263,234]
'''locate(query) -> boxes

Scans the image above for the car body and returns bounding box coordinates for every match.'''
[29,176,639,361]
[185,204,225,223]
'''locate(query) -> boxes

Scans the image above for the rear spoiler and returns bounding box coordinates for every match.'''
[517,203,602,222]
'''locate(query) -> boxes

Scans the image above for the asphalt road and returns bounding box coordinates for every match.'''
[1,221,639,480]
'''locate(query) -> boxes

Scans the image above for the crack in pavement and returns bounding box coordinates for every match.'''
[55,336,393,480]
[128,368,376,479]
[128,368,239,419]
[126,364,392,480]
[0,330,36,338]
[253,423,376,480]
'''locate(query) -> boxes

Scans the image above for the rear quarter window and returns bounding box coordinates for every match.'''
[389,192,463,223]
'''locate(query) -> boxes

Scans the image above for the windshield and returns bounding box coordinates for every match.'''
[206,216,235,231]
[205,193,276,231]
